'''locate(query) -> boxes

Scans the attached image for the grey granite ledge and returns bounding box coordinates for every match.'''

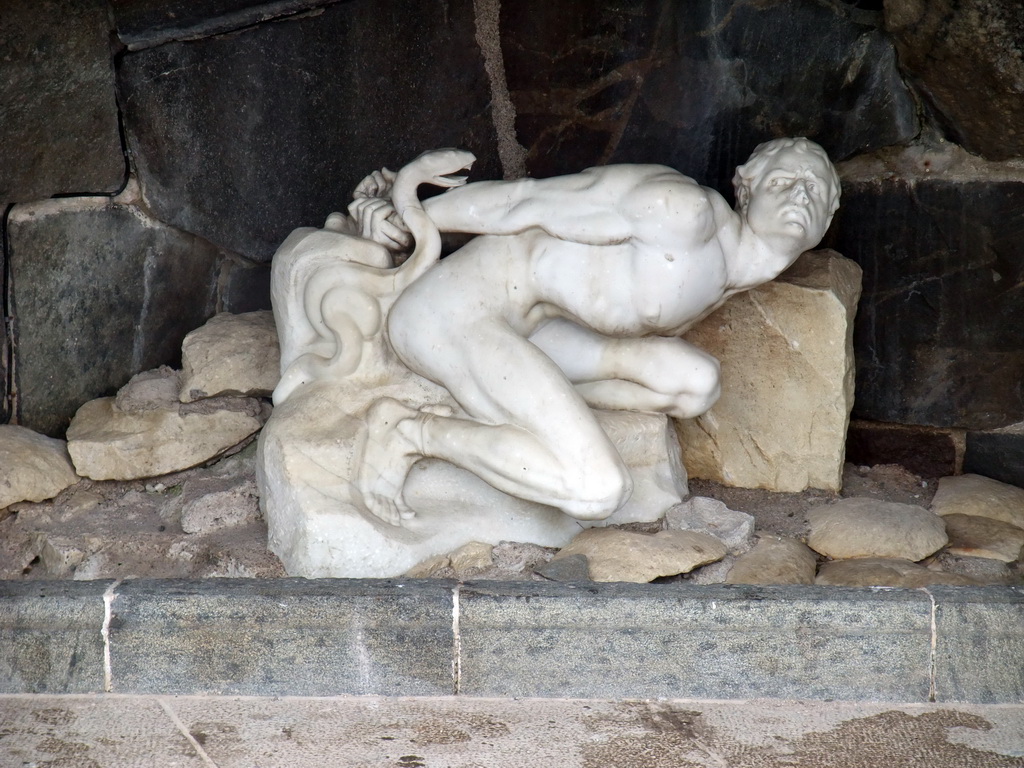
[1,580,1020,703]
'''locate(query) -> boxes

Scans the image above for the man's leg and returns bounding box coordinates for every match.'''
[530,318,721,419]
[357,318,633,524]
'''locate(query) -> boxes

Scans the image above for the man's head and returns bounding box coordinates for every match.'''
[733,138,840,250]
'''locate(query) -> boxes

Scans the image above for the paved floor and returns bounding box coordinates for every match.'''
[1,694,1023,767]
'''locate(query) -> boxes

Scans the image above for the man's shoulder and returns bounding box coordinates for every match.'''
[612,168,723,241]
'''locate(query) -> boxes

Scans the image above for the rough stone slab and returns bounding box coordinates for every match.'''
[932,586,1024,704]
[504,0,917,184]
[826,178,1024,430]
[7,186,225,435]
[117,0,501,260]
[0,694,207,766]
[807,498,948,561]
[67,395,265,481]
[107,579,455,696]
[932,474,1024,529]
[943,513,1024,563]
[457,582,933,701]
[0,424,79,509]
[726,535,818,586]
[3,695,1024,768]
[679,250,862,492]
[665,497,755,555]
[816,557,978,588]
[0,0,124,203]
[551,528,726,583]
[846,420,960,479]
[179,311,279,402]
[886,0,1024,161]
[965,423,1024,489]
[0,581,110,693]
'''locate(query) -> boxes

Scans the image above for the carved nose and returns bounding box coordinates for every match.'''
[789,181,809,203]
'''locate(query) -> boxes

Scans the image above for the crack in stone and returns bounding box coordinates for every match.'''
[158,698,221,768]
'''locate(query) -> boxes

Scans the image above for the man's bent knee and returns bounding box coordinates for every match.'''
[558,461,633,521]
[669,357,721,419]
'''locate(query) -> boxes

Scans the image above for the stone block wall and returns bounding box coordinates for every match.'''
[2,0,1022,483]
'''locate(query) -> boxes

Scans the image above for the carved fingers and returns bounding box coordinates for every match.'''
[347,196,412,252]
[352,167,398,200]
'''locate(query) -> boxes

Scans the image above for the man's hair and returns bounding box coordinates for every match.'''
[733,137,841,215]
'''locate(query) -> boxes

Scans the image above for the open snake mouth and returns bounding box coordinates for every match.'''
[438,163,474,185]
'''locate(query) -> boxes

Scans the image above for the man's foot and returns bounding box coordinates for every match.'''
[356,397,425,526]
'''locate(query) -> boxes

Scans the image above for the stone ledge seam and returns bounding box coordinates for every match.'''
[921,587,937,703]
[101,579,122,693]
[452,585,462,695]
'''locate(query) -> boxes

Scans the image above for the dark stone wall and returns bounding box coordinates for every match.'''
[117,0,502,261]
[502,0,918,188]
[2,0,1024,449]
[827,179,1024,431]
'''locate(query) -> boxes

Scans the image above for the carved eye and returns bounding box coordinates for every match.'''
[769,178,780,187]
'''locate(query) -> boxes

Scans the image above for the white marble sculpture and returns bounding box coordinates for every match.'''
[257,138,840,578]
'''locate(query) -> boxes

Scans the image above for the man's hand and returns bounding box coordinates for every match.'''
[348,197,412,252]
[348,167,412,252]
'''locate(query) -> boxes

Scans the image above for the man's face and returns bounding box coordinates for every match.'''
[744,147,835,249]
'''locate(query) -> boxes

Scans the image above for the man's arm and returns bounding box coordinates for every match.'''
[423,164,719,250]
[421,166,645,246]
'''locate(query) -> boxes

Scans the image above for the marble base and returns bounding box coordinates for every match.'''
[257,377,686,579]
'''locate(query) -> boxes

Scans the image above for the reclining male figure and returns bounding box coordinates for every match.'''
[355,138,840,525]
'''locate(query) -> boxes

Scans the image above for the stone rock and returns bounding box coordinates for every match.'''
[664,497,754,555]
[886,0,1024,161]
[0,425,79,510]
[405,542,494,579]
[927,551,1018,586]
[405,553,452,579]
[115,367,182,412]
[67,395,266,481]
[549,528,726,583]
[6,183,228,435]
[449,541,494,573]
[941,513,1024,563]
[180,476,261,535]
[37,534,96,578]
[806,498,948,562]
[535,554,592,583]
[965,422,1024,490]
[117,0,501,261]
[0,0,123,204]
[726,536,818,586]
[816,557,979,588]
[845,420,959,479]
[678,250,862,492]
[932,474,1024,530]
[491,541,557,574]
[825,172,1024,430]
[505,1,917,184]
[687,556,735,586]
[179,311,280,402]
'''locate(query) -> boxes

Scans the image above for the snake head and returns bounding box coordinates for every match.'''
[411,148,477,189]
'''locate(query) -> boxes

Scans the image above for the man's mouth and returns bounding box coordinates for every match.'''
[780,207,808,227]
